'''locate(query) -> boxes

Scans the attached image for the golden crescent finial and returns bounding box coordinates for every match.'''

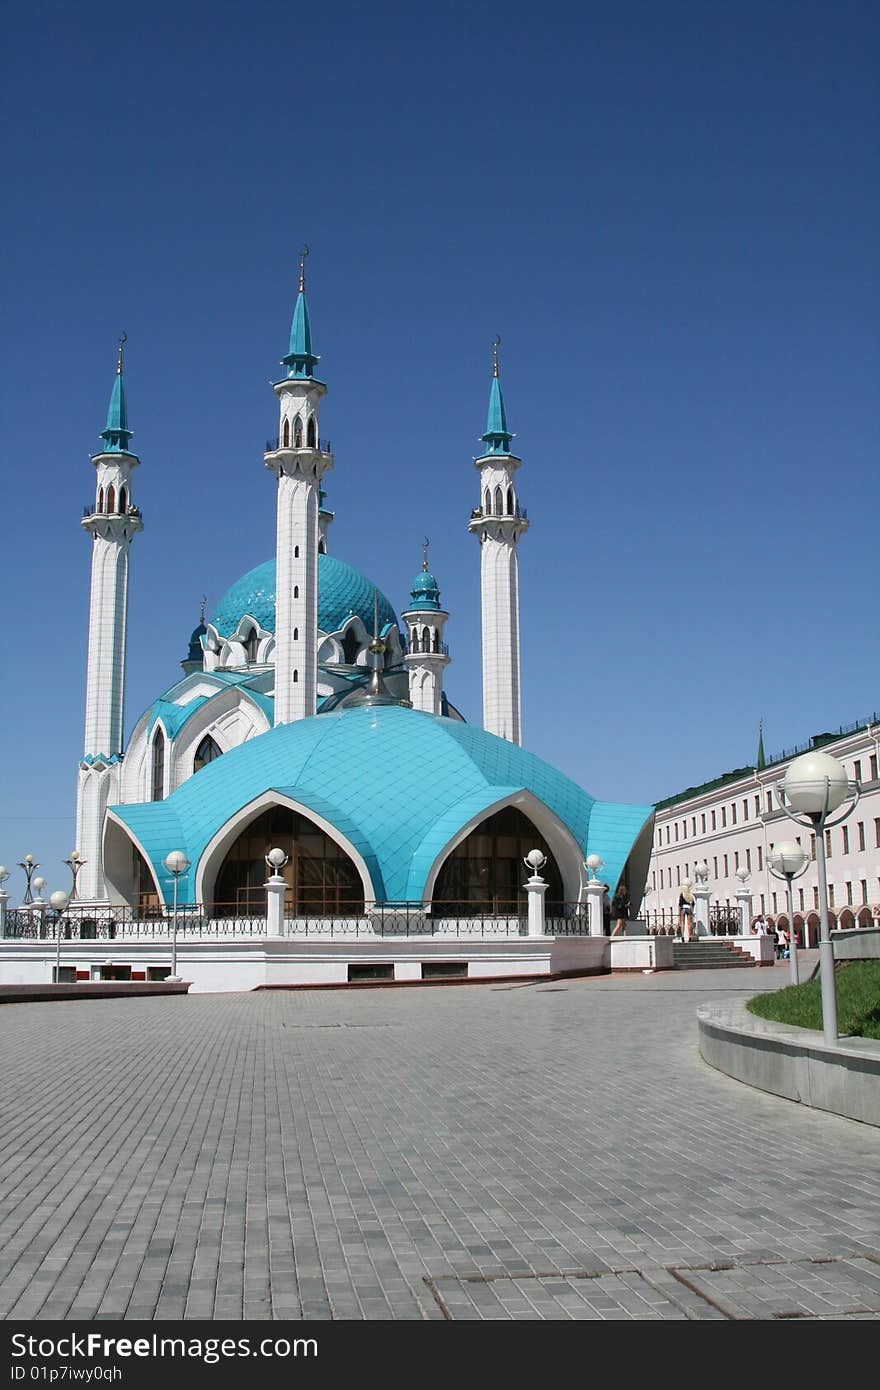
[199,594,207,624]
[492,335,501,378]
[299,245,310,292]
[422,537,430,572]
[116,331,127,375]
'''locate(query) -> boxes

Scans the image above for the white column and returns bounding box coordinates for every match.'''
[694,885,711,938]
[274,470,320,723]
[266,875,286,937]
[735,888,752,937]
[0,889,7,939]
[480,533,522,744]
[584,880,605,937]
[525,875,547,937]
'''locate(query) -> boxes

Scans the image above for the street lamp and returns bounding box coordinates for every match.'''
[18,855,38,905]
[584,854,604,881]
[64,851,86,901]
[163,850,191,981]
[32,878,46,938]
[767,841,810,987]
[50,890,70,982]
[778,750,860,1044]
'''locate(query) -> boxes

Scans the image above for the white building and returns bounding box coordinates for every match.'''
[647,719,880,945]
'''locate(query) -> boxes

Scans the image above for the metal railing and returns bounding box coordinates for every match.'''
[265,436,332,454]
[3,899,599,942]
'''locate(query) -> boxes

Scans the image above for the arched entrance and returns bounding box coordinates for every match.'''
[213,805,365,915]
[432,806,564,915]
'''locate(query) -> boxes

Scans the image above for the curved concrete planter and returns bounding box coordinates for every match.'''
[698,999,880,1128]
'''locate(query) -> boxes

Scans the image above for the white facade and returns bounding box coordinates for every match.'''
[265,376,332,725]
[647,720,880,945]
[469,455,527,745]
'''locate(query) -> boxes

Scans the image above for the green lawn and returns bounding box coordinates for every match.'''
[747,959,880,1041]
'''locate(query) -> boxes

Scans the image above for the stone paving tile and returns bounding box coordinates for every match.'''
[0,963,877,1320]
[678,1256,880,1319]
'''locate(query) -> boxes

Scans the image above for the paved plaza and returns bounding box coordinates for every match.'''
[1,962,878,1321]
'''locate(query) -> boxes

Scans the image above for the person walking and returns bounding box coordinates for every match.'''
[611,881,630,937]
[678,882,696,941]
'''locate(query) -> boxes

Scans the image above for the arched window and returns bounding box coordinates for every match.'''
[193,734,222,774]
[494,485,503,515]
[245,628,260,662]
[293,669,299,682]
[410,627,419,653]
[107,484,116,513]
[307,415,317,447]
[282,418,290,447]
[98,487,104,513]
[293,585,299,598]
[293,627,298,640]
[294,546,299,558]
[421,626,430,652]
[119,486,128,512]
[432,629,440,652]
[151,728,165,802]
[484,487,491,514]
[213,805,364,915]
[433,806,564,916]
[342,627,360,665]
[293,415,303,447]
[506,486,514,515]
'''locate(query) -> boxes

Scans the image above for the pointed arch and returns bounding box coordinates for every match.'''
[421,626,430,651]
[294,546,299,558]
[119,485,128,512]
[293,414,303,447]
[98,487,105,513]
[293,585,299,598]
[342,627,360,665]
[484,487,491,514]
[410,627,420,653]
[493,485,503,515]
[282,418,290,447]
[151,726,165,802]
[432,629,441,653]
[307,415,317,448]
[293,627,299,640]
[107,484,116,514]
[193,734,223,774]
[293,669,299,683]
[506,486,514,515]
[245,628,260,663]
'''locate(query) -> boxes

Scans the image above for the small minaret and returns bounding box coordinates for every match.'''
[264,249,333,724]
[467,339,528,744]
[401,541,450,716]
[75,336,144,900]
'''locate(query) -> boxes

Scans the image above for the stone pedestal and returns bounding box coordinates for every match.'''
[735,888,752,937]
[265,877,287,938]
[525,877,547,938]
[584,880,605,937]
[694,885,711,938]
[0,890,7,939]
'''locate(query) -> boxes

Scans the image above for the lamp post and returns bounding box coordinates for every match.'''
[18,855,38,905]
[64,851,86,901]
[777,751,860,1045]
[49,891,70,982]
[583,854,605,937]
[0,867,9,939]
[734,865,752,937]
[265,847,289,938]
[163,850,191,981]
[767,841,810,987]
[32,878,46,938]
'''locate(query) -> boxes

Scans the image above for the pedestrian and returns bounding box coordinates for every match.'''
[611,881,630,937]
[678,882,695,940]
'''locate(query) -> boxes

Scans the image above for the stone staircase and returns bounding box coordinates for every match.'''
[673,940,757,970]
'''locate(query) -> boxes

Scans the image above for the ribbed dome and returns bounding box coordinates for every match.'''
[210,554,398,638]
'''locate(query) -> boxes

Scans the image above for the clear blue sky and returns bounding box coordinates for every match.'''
[2,0,878,898]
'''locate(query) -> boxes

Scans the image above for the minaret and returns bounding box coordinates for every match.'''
[264,249,333,724]
[468,339,528,744]
[401,541,450,716]
[75,337,144,900]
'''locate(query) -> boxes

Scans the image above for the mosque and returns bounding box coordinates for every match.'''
[28,256,657,986]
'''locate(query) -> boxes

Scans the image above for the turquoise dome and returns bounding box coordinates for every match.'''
[210,553,397,638]
[111,704,653,907]
[405,569,443,613]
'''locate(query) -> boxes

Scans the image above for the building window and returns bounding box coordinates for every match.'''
[721,806,726,828]
[652,871,656,890]
[293,670,299,683]
[494,485,504,514]
[151,728,165,802]
[746,848,751,872]
[862,880,869,905]
[842,826,849,855]
[435,805,565,915]
[757,845,763,871]
[691,817,696,836]
[293,415,303,447]
[798,888,804,911]
[754,795,760,816]
[723,854,729,876]
[107,484,116,513]
[825,829,832,857]
[666,826,670,844]
[844,882,853,906]
[871,755,878,780]
[684,863,689,880]
[293,585,298,598]
[507,486,514,514]
[713,856,718,878]
[119,486,127,511]
[294,545,299,558]
[711,810,716,831]
[767,790,773,811]
[853,759,861,783]
[858,822,866,851]
[245,628,259,662]
[875,817,880,848]
[828,884,835,909]
[282,418,290,447]
[742,799,748,822]
[214,804,365,916]
[193,735,222,774]
[734,851,740,870]
[811,833,816,860]
[813,887,819,910]
[682,820,687,839]
[676,865,680,886]
[731,803,737,825]
[293,628,299,640]
[307,415,317,448]
[760,894,765,912]
[701,813,706,834]
[772,893,778,913]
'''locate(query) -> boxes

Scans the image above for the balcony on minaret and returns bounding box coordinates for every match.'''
[265,435,332,454]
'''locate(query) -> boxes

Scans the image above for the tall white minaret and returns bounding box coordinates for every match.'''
[75,337,143,900]
[401,541,450,716]
[264,249,333,724]
[468,339,528,745]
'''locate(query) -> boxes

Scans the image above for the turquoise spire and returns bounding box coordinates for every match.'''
[406,539,444,612]
[756,719,766,771]
[480,336,513,453]
[98,335,134,453]
[281,247,320,379]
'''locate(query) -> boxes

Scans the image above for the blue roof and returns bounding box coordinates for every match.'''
[481,373,513,453]
[404,569,443,613]
[97,368,134,454]
[110,705,652,906]
[209,553,398,639]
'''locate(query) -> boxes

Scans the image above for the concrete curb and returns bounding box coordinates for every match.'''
[697,998,880,1128]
